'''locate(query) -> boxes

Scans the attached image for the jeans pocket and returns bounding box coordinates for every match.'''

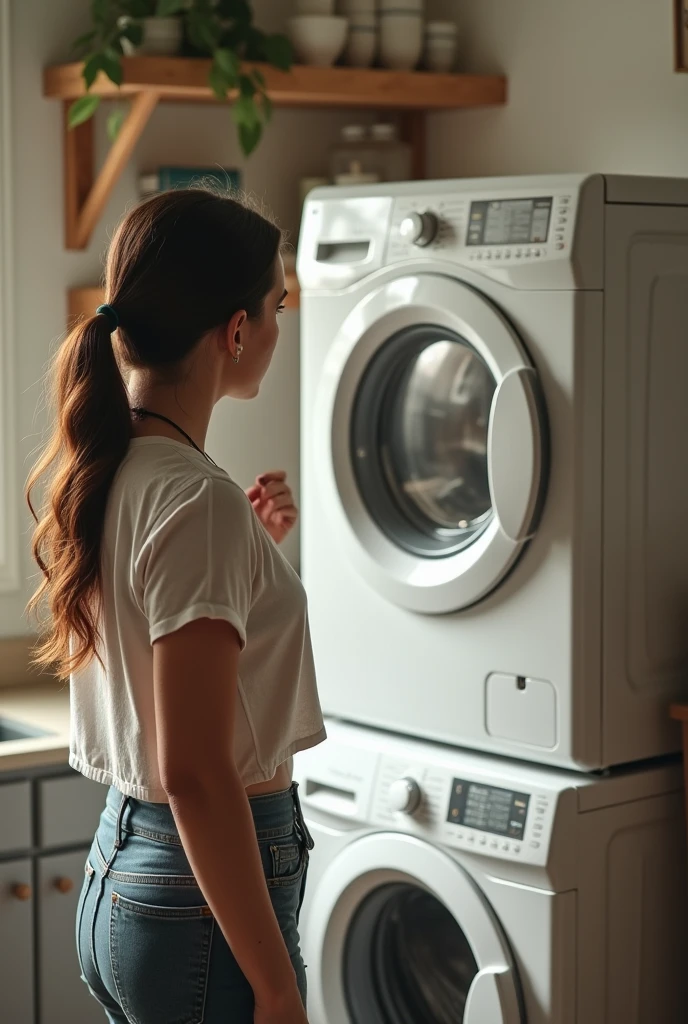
[109,890,214,1024]
[75,860,95,981]
[266,833,308,889]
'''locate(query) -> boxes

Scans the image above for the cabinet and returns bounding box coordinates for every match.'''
[0,768,105,1024]
[0,858,34,1023]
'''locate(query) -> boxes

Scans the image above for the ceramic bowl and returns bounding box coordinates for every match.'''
[288,15,349,66]
[297,0,336,15]
[380,14,423,70]
[344,25,378,66]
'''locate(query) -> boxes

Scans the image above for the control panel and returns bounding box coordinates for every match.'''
[369,752,555,866]
[386,190,576,269]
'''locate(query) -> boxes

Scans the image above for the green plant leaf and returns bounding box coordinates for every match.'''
[252,68,265,88]
[217,0,252,23]
[238,73,255,99]
[71,30,96,54]
[101,47,123,86]
[127,0,156,16]
[83,53,104,90]
[156,0,185,16]
[260,91,272,123]
[209,63,231,101]
[91,0,108,25]
[237,118,262,156]
[120,22,144,47]
[262,34,292,72]
[107,106,127,141]
[187,9,221,53]
[68,94,101,129]
[214,47,240,82]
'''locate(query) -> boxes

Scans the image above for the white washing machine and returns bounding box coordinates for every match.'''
[298,173,688,770]
[294,719,688,1024]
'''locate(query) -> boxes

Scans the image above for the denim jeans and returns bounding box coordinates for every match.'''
[75,782,314,1023]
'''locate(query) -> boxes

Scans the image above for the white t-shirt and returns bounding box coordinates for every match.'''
[69,436,326,802]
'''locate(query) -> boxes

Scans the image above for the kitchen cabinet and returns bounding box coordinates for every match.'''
[0,769,105,1024]
[37,850,98,1024]
[0,857,35,1023]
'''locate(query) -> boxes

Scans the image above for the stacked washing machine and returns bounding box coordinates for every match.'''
[295,174,688,1023]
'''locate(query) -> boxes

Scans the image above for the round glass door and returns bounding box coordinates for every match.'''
[352,325,497,558]
[344,883,479,1024]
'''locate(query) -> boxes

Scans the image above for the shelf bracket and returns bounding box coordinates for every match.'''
[63,90,159,250]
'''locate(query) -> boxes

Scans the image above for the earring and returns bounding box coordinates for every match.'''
[232,343,244,365]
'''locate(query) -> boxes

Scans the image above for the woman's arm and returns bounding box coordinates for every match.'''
[152,616,307,1020]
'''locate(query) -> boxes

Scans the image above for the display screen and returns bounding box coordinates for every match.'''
[447,779,530,839]
[467,198,553,246]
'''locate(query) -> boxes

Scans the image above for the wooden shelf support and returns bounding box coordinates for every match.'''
[65,90,159,250]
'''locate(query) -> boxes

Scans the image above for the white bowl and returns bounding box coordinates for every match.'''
[380,14,423,70]
[297,0,335,14]
[288,15,349,67]
[344,25,378,66]
[425,39,457,72]
[120,16,182,57]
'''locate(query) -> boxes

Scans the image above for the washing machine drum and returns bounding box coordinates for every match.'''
[314,274,548,614]
[345,882,479,1023]
[305,833,523,1024]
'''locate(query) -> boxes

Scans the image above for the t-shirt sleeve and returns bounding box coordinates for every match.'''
[136,477,257,646]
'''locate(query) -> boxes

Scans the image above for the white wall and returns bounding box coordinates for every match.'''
[427,0,688,177]
[4,0,377,638]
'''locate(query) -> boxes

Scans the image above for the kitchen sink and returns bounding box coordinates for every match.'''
[0,717,52,742]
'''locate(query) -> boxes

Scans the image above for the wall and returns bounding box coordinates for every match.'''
[3,0,377,642]
[427,0,688,177]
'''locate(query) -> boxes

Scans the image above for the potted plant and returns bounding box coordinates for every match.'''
[69,1,293,156]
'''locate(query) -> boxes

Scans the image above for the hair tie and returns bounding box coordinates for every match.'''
[96,304,119,332]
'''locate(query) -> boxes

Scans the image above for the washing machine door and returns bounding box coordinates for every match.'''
[313,273,547,613]
[304,832,523,1024]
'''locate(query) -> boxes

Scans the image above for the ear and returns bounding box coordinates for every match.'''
[224,309,248,360]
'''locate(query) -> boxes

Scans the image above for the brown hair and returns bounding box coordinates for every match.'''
[25,188,282,680]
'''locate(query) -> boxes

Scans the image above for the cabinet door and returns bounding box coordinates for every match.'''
[0,857,35,1023]
[37,849,102,1024]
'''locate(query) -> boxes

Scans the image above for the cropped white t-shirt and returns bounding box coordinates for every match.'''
[69,436,326,802]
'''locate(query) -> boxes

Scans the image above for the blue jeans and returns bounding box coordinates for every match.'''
[76,782,313,1023]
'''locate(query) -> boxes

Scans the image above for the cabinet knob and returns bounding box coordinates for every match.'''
[11,883,32,901]
[53,877,74,894]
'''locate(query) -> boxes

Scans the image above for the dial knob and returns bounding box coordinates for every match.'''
[388,777,422,814]
[399,211,439,247]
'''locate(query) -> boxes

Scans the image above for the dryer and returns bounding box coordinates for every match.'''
[294,719,688,1024]
[298,174,688,769]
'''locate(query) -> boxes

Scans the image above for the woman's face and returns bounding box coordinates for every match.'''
[225,254,287,400]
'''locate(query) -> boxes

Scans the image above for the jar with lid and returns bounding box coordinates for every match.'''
[329,123,412,183]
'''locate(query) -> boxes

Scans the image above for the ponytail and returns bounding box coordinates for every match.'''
[25,311,131,678]
[25,186,281,681]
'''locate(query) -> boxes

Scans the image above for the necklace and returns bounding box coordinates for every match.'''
[130,407,218,467]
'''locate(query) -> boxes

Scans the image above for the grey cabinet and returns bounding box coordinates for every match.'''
[0,857,35,1023]
[37,850,99,1024]
[0,770,106,1024]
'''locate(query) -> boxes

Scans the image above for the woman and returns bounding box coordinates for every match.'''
[25,188,326,1024]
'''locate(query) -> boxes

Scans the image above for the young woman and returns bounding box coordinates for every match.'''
[25,188,326,1024]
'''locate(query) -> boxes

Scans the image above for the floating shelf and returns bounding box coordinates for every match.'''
[67,273,300,324]
[44,58,507,250]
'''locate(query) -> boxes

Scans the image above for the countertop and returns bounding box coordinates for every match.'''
[0,681,70,772]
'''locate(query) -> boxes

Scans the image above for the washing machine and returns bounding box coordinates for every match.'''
[294,719,688,1024]
[298,173,688,770]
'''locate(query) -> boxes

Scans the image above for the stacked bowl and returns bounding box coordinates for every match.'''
[379,0,424,71]
[289,0,348,67]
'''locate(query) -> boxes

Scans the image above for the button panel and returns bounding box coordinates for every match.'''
[387,191,576,268]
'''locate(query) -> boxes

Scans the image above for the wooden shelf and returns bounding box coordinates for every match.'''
[44,58,507,250]
[44,57,506,110]
[67,273,300,324]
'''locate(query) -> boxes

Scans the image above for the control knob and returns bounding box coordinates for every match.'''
[388,777,422,814]
[399,211,439,247]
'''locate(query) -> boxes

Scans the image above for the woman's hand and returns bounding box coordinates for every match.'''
[246,471,298,545]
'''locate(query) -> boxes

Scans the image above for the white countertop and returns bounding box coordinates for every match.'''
[0,682,70,772]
